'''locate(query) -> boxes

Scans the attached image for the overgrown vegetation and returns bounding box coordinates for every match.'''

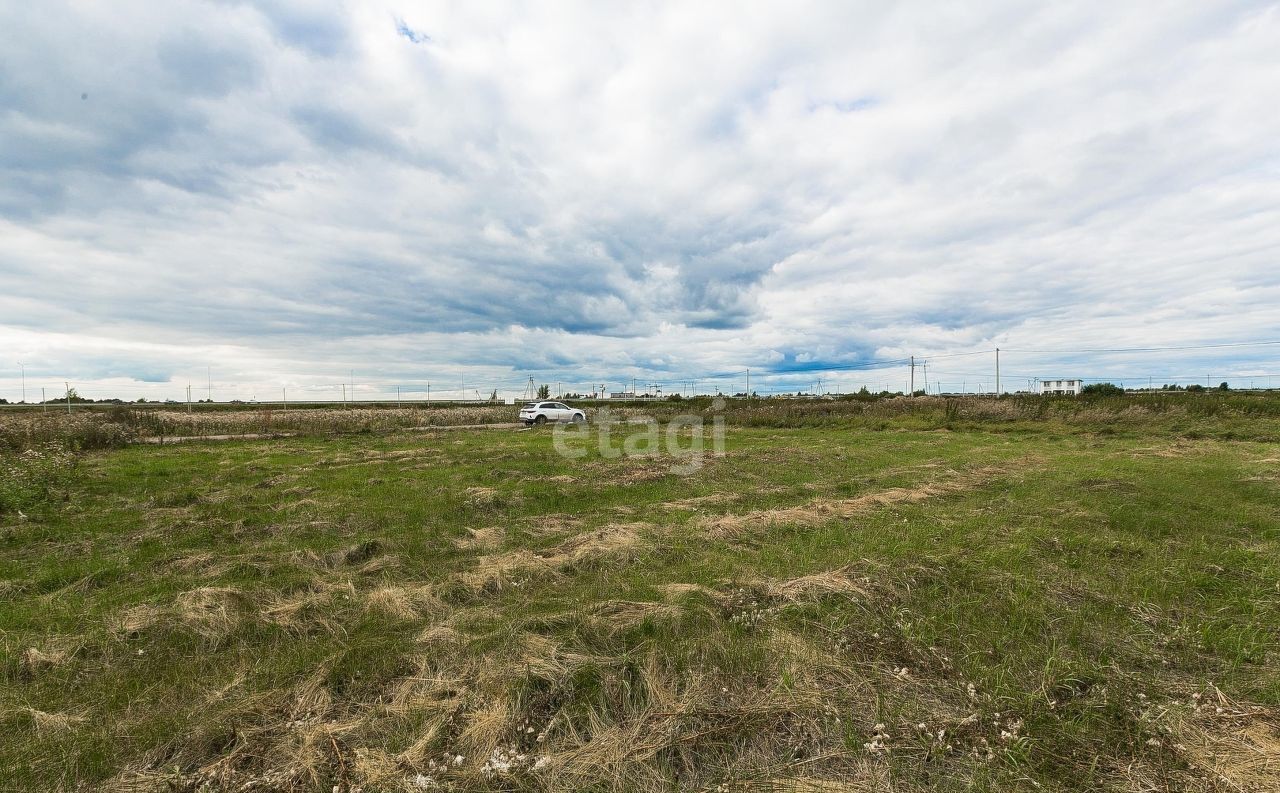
[0,443,78,515]
[1,397,1277,791]
[0,413,135,452]
[3,392,1279,449]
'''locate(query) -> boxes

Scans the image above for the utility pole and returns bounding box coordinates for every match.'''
[396,385,401,408]
[746,368,750,398]
[65,382,71,414]
[909,356,915,396]
[283,387,288,410]
[207,366,211,402]
[341,383,346,406]
[427,381,431,404]
[995,348,1001,396]
[17,361,24,404]
[186,384,192,413]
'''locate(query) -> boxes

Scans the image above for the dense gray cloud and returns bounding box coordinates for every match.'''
[2,1,1279,400]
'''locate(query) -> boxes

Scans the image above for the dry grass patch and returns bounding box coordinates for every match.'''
[663,492,741,511]
[454,526,505,551]
[756,772,892,792]
[1155,687,1280,792]
[1182,717,1280,792]
[465,486,521,509]
[396,617,882,788]
[23,708,88,733]
[521,513,582,537]
[115,666,370,793]
[657,582,734,608]
[173,586,254,640]
[526,474,577,484]
[536,651,847,791]
[549,523,647,568]
[367,610,897,789]
[464,485,498,502]
[115,586,254,640]
[455,523,649,594]
[1127,442,1211,459]
[700,464,1023,539]
[584,458,673,486]
[260,580,357,634]
[584,598,693,633]
[165,551,223,575]
[764,567,873,602]
[457,550,562,594]
[274,497,322,513]
[20,636,79,674]
[365,585,445,621]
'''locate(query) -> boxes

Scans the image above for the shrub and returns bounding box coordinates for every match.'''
[1081,383,1124,396]
[0,443,77,514]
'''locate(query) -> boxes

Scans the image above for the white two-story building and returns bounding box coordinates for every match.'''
[1036,379,1083,396]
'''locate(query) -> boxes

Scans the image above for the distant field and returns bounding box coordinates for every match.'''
[3,391,1280,446]
[1,398,1278,791]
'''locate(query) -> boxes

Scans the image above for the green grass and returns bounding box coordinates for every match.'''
[1,413,1278,791]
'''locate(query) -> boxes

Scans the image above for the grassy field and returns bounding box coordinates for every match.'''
[1,399,1278,791]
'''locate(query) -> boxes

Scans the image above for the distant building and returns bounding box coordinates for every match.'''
[607,391,637,399]
[1036,379,1083,396]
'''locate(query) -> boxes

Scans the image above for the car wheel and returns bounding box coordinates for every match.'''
[534,414,547,425]
[572,413,585,423]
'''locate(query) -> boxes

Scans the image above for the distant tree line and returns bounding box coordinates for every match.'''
[1083,382,1231,395]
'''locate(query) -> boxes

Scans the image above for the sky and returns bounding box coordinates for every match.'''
[2,1,1279,401]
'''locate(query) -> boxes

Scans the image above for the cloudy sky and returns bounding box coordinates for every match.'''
[2,1,1279,401]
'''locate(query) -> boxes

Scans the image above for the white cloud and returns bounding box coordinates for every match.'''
[2,1,1279,399]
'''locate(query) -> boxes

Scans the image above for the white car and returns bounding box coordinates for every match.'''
[520,401,586,425]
